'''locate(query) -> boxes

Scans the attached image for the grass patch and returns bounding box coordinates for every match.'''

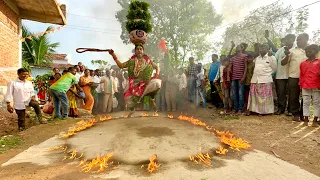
[0,135,23,154]
[224,116,240,120]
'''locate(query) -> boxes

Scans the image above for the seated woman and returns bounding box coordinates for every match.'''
[108,44,160,115]
[79,69,95,112]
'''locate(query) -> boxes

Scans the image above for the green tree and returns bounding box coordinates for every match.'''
[116,0,222,67]
[295,8,309,34]
[311,29,320,44]
[219,2,294,51]
[91,60,110,70]
[22,25,60,66]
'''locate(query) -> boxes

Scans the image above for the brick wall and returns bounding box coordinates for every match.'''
[0,0,20,87]
[0,1,20,105]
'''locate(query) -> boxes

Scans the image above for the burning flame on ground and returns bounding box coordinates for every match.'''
[153,111,159,117]
[216,146,228,155]
[100,114,112,122]
[142,112,149,117]
[216,130,251,151]
[60,119,97,139]
[167,114,174,119]
[177,115,209,128]
[47,145,67,152]
[80,153,114,173]
[63,149,83,160]
[145,154,160,173]
[189,152,212,166]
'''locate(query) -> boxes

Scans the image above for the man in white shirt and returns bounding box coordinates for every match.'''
[247,44,277,115]
[5,68,45,131]
[111,70,119,110]
[74,65,81,81]
[275,34,296,115]
[101,69,113,113]
[281,33,309,121]
[92,69,102,114]
[177,68,187,109]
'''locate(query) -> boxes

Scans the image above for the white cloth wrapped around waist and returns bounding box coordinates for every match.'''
[141,79,162,97]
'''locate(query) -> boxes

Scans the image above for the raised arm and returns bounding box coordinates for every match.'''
[228,41,235,57]
[108,50,124,68]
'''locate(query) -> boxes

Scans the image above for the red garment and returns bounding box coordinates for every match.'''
[299,58,320,89]
[158,39,168,54]
[124,55,153,98]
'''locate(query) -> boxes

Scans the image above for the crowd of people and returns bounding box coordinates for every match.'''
[192,32,320,127]
[5,32,320,131]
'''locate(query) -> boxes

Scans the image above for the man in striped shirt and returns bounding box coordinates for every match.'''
[187,57,197,103]
[228,45,247,114]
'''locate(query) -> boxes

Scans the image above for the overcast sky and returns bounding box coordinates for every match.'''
[23,0,320,68]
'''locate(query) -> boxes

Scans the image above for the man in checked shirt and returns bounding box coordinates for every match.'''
[187,57,198,103]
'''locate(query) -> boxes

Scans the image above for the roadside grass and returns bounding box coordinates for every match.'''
[0,135,22,154]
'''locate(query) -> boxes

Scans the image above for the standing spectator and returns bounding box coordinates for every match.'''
[165,71,178,111]
[111,70,119,110]
[247,44,277,115]
[49,67,80,119]
[222,58,232,113]
[89,70,95,79]
[93,69,102,114]
[116,70,125,111]
[50,68,60,85]
[101,69,113,113]
[74,65,82,81]
[299,44,320,126]
[209,54,222,107]
[228,45,247,114]
[5,68,45,131]
[281,33,309,121]
[275,34,296,115]
[187,57,197,103]
[122,72,129,93]
[196,65,206,108]
[177,68,187,108]
[214,55,227,99]
[79,69,95,112]
[244,53,255,111]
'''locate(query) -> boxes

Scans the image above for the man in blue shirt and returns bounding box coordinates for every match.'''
[208,54,222,108]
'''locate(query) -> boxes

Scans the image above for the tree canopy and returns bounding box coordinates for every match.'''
[116,0,222,66]
[22,25,60,66]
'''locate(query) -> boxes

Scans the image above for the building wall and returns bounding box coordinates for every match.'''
[0,1,21,106]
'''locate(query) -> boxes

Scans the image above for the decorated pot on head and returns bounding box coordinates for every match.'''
[129,29,148,45]
[126,1,152,45]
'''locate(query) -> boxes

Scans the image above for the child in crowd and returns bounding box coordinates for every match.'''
[299,44,320,126]
[222,58,232,113]
[196,65,206,108]
[244,54,255,111]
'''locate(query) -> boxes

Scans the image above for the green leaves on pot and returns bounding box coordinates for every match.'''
[126,0,152,33]
[129,0,149,11]
[126,9,151,21]
[126,20,152,33]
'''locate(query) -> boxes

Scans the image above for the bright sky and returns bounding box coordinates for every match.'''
[23,0,320,68]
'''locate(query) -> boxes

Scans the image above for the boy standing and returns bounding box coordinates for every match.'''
[228,45,247,114]
[299,44,320,126]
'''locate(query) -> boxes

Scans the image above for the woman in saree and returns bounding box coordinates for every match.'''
[79,69,95,112]
[108,44,160,115]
